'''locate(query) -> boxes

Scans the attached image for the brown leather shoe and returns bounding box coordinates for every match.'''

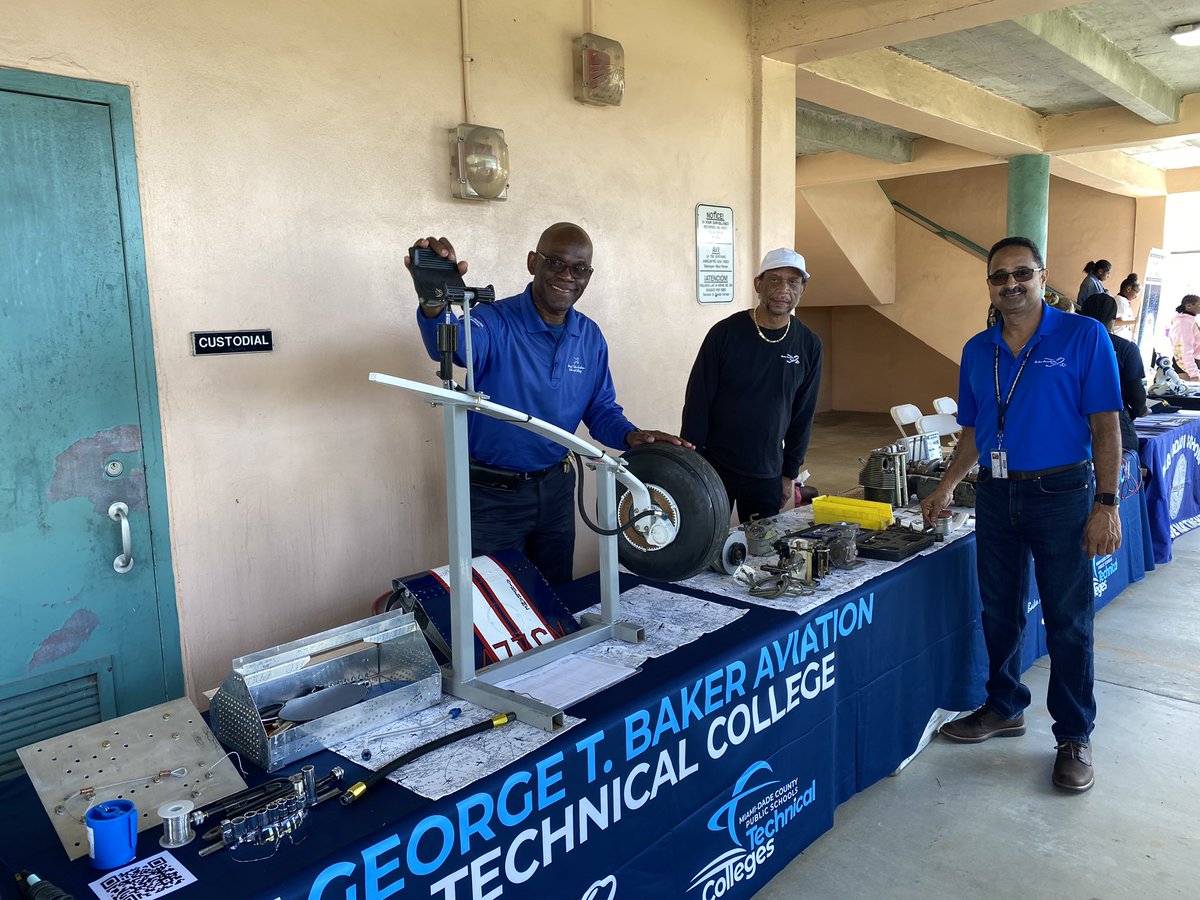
[939,706,1026,743]
[1053,741,1094,792]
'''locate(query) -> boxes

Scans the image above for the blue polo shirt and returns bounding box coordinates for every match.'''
[416,285,637,470]
[957,303,1121,471]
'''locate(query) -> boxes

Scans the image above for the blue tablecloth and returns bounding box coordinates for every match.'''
[1136,413,1200,563]
[0,511,1151,900]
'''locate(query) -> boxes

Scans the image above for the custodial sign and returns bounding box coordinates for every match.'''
[304,594,876,899]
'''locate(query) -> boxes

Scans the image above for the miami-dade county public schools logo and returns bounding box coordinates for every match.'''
[688,761,816,897]
[1092,553,1117,598]
[1170,454,1189,519]
[1163,433,1200,521]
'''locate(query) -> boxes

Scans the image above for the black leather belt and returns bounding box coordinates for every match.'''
[981,461,1089,481]
[469,457,569,489]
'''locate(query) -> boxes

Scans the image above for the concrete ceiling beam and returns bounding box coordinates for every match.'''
[752,0,1074,64]
[1044,93,1200,153]
[796,48,1044,157]
[1050,150,1167,197]
[991,9,1180,125]
[796,139,1001,187]
[1166,166,1200,193]
[795,102,915,162]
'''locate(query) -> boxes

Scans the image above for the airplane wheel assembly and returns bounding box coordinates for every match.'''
[615,444,730,582]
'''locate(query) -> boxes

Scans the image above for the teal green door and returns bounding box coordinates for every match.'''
[0,70,182,760]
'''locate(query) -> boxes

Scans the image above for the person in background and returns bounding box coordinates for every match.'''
[1113,273,1140,339]
[1080,293,1147,453]
[1169,294,1200,382]
[1077,259,1112,307]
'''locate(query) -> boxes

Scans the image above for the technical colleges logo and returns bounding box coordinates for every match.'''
[1034,356,1068,368]
[1092,553,1118,598]
[688,761,816,898]
[568,356,586,375]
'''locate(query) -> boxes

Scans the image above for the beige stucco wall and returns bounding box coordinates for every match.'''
[796,163,1141,412]
[884,165,1137,300]
[2,0,790,700]
[827,307,959,413]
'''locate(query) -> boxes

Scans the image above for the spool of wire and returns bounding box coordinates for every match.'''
[158,800,195,849]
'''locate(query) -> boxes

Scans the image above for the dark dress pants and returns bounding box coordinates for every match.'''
[704,455,784,523]
[470,462,576,586]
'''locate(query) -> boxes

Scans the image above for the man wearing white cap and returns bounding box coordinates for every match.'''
[681,248,823,521]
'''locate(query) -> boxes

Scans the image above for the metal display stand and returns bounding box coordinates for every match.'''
[369,373,669,732]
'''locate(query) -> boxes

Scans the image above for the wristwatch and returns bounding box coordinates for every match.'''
[1094,492,1119,507]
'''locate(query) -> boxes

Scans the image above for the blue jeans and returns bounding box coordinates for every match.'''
[975,464,1096,743]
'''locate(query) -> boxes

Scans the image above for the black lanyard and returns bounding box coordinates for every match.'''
[993,343,1035,446]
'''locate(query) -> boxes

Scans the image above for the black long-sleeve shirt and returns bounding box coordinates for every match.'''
[1110,332,1147,452]
[681,310,823,479]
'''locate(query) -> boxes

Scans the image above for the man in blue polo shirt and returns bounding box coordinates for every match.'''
[406,223,688,585]
[921,236,1122,793]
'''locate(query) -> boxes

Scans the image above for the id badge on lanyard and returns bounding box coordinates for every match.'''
[993,344,1033,479]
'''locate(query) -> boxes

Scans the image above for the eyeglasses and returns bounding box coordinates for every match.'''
[986,267,1043,286]
[534,251,593,279]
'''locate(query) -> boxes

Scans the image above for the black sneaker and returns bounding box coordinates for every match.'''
[1052,741,1094,792]
[939,706,1026,743]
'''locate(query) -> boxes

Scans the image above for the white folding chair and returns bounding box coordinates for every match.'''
[890,403,924,437]
[916,413,961,441]
[932,396,958,416]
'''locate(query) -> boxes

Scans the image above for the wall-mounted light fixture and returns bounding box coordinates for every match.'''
[1170,23,1200,46]
[449,124,509,202]
[573,33,625,107]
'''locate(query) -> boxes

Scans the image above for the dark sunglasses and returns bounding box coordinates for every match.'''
[986,266,1043,286]
[534,251,593,279]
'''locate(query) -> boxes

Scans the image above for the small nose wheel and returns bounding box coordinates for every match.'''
[615,444,730,581]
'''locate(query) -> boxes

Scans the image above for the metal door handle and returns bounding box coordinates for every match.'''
[108,502,134,573]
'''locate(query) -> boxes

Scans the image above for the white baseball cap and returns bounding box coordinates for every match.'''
[757,248,809,278]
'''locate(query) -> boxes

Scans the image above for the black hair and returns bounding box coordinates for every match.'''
[1080,292,1117,326]
[1083,259,1112,276]
[1119,273,1139,294]
[1179,295,1200,314]
[987,236,1044,269]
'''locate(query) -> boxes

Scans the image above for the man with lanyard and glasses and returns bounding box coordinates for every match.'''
[921,236,1122,793]
[407,223,688,586]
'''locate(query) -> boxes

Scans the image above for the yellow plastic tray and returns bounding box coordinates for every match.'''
[811,495,894,530]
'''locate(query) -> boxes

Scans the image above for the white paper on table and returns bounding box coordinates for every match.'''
[494,653,638,708]
[88,851,195,900]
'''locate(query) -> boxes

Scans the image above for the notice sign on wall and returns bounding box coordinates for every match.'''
[696,204,734,304]
[191,329,274,356]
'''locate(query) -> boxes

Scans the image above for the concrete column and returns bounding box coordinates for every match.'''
[1006,154,1050,256]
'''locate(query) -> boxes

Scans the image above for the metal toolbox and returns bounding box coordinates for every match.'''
[210,610,441,772]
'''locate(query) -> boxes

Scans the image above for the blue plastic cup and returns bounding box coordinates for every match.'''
[85,799,137,869]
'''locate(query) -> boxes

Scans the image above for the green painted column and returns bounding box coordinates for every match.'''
[1006,154,1050,256]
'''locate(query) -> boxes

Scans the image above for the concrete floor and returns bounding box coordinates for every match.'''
[758,506,1200,898]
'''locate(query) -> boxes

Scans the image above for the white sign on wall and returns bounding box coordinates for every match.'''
[696,204,734,304]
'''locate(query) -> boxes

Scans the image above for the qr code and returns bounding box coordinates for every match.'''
[98,856,186,900]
